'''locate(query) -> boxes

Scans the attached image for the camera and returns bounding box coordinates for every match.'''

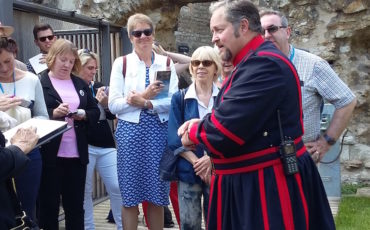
[279,139,299,175]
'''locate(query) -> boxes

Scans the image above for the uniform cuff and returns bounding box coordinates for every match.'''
[189,121,200,145]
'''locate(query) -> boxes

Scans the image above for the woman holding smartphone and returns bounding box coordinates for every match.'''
[39,39,99,229]
[77,49,122,229]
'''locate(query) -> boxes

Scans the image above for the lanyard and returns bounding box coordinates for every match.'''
[289,45,295,61]
[0,70,16,96]
[89,81,95,97]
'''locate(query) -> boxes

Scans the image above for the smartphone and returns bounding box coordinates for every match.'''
[67,111,78,118]
[104,86,109,95]
[19,99,32,108]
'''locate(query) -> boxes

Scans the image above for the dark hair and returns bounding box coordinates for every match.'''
[210,0,262,36]
[0,37,18,54]
[33,23,54,40]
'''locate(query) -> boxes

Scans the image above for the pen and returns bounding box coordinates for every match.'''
[56,99,62,105]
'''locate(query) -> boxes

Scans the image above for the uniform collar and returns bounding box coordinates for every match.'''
[233,35,264,67]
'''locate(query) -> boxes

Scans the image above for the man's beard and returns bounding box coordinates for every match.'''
[222,48,233,62]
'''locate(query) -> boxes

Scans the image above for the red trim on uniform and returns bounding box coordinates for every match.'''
[215,159,281,175]
[211,111,245,145]
[296,145,307,157]
[212,137,303,164]
[294,173,309,230]
[213,146,278,164]
[217,175,223,230]
[233,35,265,66]
[274,164,295,230]
[207,175,216,230]
[200,126,224,158]
[188,121,200,145]
[259,169,270,230]
[257,51,304,133]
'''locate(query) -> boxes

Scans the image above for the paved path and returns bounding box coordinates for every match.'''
[60,196,338,229]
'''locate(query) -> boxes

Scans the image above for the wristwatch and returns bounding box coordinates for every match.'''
[143,100,148,109]
[323,133,336,145]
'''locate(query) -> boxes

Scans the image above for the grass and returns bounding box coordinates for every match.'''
[341,183,368,195]
[335,196,370,230]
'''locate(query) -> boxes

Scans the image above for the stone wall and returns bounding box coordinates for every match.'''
[28,0,369,183]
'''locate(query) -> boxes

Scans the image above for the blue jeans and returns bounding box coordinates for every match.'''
[84,145,122,230]
[178,180,209,230]
[14,148,42,223]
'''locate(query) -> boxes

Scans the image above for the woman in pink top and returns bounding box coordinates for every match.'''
[38,39,100,230]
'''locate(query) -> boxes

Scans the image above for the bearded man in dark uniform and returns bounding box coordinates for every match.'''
[178,1,336,229]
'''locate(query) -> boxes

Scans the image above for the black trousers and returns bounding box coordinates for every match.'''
[39,158,86,230]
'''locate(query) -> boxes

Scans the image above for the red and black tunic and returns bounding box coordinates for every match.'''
[189,35,335,230]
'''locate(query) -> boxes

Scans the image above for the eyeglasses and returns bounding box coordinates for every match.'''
[262,25,287,34]
[191,60,214,67]
[131,29,153,38]
[38,35,54,42]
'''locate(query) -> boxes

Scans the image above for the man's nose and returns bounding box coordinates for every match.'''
[263,30,271,39]
[212,32,219,44]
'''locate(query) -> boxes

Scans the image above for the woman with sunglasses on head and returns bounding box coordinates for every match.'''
[108,13,178,230]
[0,25,48,228]
[168,46,220,230]
[38,39,100,230]
[77,49,122,230]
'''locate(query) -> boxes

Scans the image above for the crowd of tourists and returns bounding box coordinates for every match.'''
[1,0,356,230]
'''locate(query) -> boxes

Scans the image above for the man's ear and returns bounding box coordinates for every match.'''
[286,26,292,40]
[240,18,249,34]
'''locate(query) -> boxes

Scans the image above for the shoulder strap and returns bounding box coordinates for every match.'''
[166,56,171,68]
[122,55,127,79]
[180,88,187,121]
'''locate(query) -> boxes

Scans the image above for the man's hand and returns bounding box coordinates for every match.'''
[10,127,39,154]
[306,136,331,163]
[177,118,201,137]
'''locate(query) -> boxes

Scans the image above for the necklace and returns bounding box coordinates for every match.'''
[0,69,16,96]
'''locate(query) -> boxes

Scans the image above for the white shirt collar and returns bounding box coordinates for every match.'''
[184,82,219,100]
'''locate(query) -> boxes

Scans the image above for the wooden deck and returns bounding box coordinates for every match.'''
[59,196,339,229]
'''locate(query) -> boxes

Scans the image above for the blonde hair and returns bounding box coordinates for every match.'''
[189,46,221,81]
[46,38,81,73]
[77,49,99,67]
[126,13,154,38]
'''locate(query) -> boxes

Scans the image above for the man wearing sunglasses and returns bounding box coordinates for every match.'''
[26,23,56,75]
[260,10,356,163]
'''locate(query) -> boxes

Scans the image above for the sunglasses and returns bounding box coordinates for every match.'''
[38,35,54,42]
[191,60,214,67]
[131,29,153,38]
[262,25,287,34]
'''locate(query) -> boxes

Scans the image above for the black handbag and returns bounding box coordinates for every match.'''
[159,89,186,181]
[9,179,39,230]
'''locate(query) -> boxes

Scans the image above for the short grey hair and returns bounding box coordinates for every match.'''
[210,0,262,36]
[260,10,289,27]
